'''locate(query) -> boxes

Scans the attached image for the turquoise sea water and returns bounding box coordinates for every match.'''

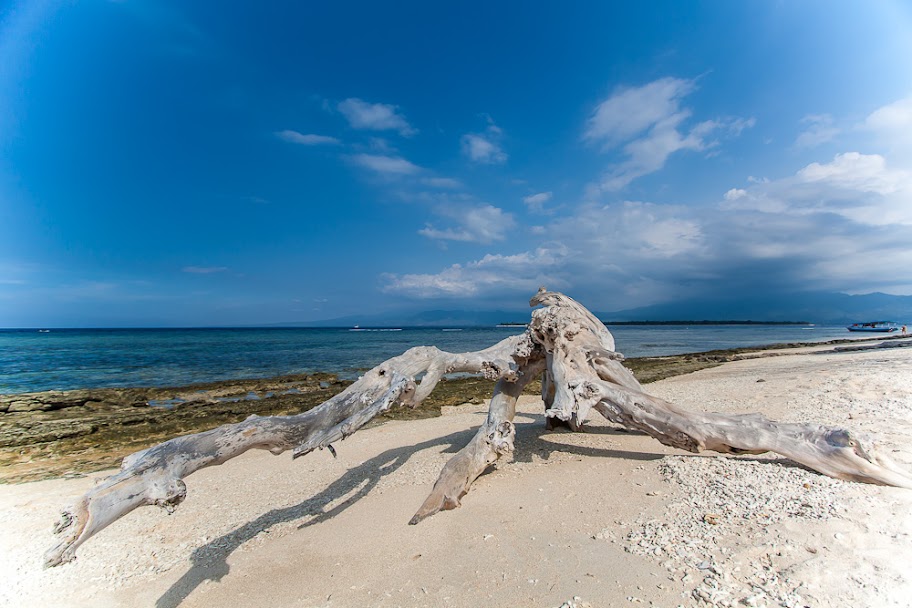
[0,325,856,394]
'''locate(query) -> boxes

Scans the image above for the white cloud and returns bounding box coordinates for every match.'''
[865,95,912,131]
[724,188,746,201]
[421,177,463,189]
[863,95,912,154]
[182,266,228,274]
[461,134,507,164]
[523,191,552,212]
[708,149,912,292]
[364,137,395,153]
[382,246,569,298]
[724,117,757,136]
[275,130,341,145]
[584,77,696,145]
[393,201,708,304]
[461,119,507,164]
[794,114,839,148]
[387,144,912,306]
[724,152,912,225]
[383,265,477,297]
[797,152,908,196]
[600,113,704,190]
[556,201,705,260]
[419,204,515,243]
[337,98,416,136]
[350,153,422,175]
[585,77,754,191]
[393,190,475,206]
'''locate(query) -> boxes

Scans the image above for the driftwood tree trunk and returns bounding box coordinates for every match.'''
[45,289,912,568]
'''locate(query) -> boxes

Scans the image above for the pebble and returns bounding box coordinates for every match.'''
[555,597,592,608]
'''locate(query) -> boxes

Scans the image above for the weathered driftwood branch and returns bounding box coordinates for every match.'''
[410,357,547,524]
[45,334,542,567]
[45,289,912,568]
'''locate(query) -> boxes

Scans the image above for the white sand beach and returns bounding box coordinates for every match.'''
[2,344,911,608]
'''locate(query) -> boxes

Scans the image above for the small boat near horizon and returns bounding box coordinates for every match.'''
[846,321,900,333]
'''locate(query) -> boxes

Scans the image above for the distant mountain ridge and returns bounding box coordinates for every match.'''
[598,292,912,325]
[274,292,912,328]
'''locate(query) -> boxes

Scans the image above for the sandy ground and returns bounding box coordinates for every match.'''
[2,345,911,608]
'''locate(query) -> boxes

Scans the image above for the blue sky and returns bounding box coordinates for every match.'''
[2,1,912,326]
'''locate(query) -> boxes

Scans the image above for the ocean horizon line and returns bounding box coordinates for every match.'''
[1,319,827,331]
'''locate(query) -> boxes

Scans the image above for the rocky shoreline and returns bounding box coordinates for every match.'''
[1,334,900,483]
[0,371,511,483]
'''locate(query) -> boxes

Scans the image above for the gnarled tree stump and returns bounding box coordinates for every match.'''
[45,289,912,568]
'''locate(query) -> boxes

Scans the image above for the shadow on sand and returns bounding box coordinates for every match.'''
[156,413,666,607]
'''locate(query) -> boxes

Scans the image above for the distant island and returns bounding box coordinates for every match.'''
[600,320,813,326]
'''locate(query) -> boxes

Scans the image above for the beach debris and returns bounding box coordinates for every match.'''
[611,454,847,606]
[44,288,912,568]
[556,597,592,608]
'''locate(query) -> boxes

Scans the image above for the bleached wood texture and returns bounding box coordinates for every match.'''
[45,289,912,568]
[44,334,542,567]
[527,289,912,489]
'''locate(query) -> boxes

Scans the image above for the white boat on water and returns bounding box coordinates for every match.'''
[846,321,900,333]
